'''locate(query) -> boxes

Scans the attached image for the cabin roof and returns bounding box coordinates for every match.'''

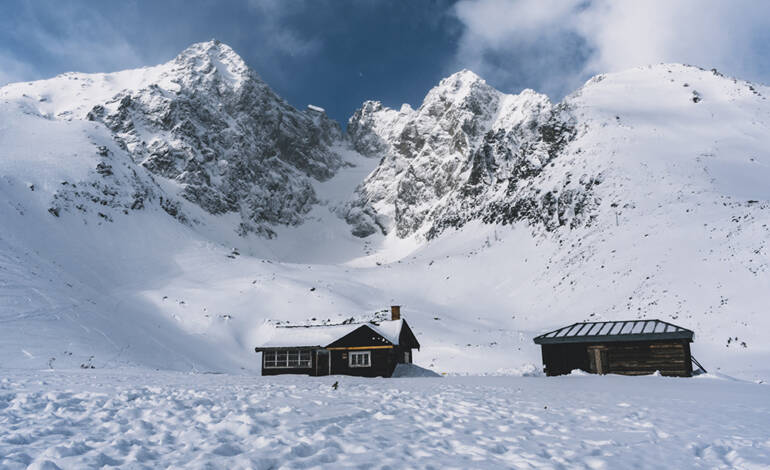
[533,319,693,345]
[256,319,406,349]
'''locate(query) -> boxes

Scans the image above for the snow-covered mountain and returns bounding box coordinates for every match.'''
[1,41,769,380]
[345,70,579,238]
[344,66,770,244]
[1,40,345,238]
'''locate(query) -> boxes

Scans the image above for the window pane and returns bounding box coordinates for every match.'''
[276,351,287,367]
[264,351,276,367]
[349,351,371,367]
[299,350,311,367]
[287,350,299,367]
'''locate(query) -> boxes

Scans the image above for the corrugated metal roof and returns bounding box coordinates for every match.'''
[533,319,694,344]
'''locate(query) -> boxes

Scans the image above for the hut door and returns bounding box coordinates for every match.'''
[587,346,608,375]
[316,350,330,376]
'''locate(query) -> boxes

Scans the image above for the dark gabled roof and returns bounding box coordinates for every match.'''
[533,319,694,345]
[396,319,420,350]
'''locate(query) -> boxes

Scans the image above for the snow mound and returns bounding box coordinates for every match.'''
[391,363,441,377]
[494,363,545,377]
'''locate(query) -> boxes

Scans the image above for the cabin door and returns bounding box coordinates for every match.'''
[587,346,608,374]
[315,349,330,376]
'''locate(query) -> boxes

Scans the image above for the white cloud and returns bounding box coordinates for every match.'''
[0,3,146,83]
[452,0,770,97]
[577,1,770,77]
[246,0,321,57]
[455,0,580,43]
[0,52,39,86]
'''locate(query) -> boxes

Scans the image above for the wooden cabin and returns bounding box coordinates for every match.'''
[254,306,420,378]
[533,319,695,377]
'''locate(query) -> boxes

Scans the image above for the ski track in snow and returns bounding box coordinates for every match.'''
[1,370,768,469]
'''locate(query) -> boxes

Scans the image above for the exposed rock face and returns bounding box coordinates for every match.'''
[85,41,345,237]
[344,70,592,239]
[47,144,166,224]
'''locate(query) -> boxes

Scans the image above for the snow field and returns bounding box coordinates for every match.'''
[1,370,768,469]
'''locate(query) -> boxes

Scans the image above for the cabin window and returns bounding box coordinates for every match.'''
[349,351,371,368]
[404,351,411,363]
[264,350,311,368]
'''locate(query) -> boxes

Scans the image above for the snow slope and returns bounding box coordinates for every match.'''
[1,42,769,384]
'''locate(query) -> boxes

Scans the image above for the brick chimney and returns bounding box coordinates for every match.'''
[390,305,401,321]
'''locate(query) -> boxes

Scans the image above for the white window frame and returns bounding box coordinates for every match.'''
[263,349,312,368]
[348,351,371,368]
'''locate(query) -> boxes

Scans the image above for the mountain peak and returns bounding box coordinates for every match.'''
[434,69,492,95]
[177,40,244,64]
[443,69,486,85]
[422,69,499,111]
[172,40,253,88]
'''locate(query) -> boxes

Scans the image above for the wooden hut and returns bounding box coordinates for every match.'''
[254,306,420,378]
[533,319,695,377]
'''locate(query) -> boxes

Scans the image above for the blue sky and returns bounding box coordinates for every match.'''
[2,0,770,124]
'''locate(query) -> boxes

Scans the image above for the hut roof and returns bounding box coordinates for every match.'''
[533,319,693,345]
[256,319,405,349]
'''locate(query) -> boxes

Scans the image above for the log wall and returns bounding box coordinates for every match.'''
[541,340,693,377]
[605,340,692,377]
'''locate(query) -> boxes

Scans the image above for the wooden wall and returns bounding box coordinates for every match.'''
[605,340,692,377]
[260,348,316,376]
[541,343,590,376]
[541,340,692,377]
[260,346,414,377]
[329,348,397,377]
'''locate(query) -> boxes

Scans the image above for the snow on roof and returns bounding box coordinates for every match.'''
[257,319,404,348]
[372,319,402,345]
[307,104,325,113]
